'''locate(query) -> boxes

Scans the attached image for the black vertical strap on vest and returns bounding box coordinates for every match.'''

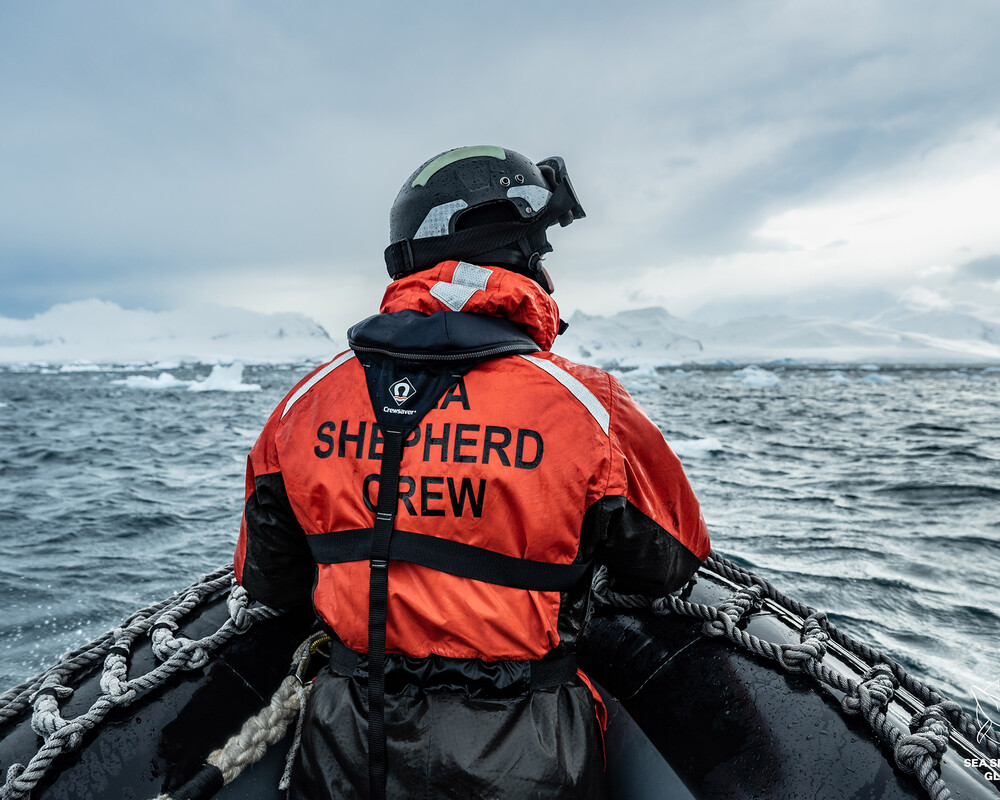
[367,427,403,800]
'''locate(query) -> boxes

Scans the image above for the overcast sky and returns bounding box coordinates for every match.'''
[3,1,1000,338]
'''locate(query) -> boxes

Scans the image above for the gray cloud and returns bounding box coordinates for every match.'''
[3,0,1000,321]
[953,255,1000,283]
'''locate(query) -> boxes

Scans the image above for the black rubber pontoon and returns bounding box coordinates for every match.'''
[2,563,998,800]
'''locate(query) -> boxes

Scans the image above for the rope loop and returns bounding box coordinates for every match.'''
[29,676,81,747]
[28,682,73,706]
[1,763,26,800]
[150,621,180,662]
[779,612,830,672]
[648,594,676,616]
[153,629,212,671]
[703,585,761,638]
[895,708,951,773]
[99,651,133,700]
[894,703,961,799]
[227,584,254,631]
[843,663,896,717]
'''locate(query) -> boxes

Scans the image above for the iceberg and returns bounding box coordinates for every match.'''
[113,364,262,392]
[0,300,335,367]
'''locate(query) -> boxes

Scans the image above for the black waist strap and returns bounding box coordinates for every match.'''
[324,635,579,692]
[308,528,590,592]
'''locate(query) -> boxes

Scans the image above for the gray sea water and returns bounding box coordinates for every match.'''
[1,361,998,719]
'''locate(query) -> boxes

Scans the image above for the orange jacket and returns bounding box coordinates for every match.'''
[234,261,710,664]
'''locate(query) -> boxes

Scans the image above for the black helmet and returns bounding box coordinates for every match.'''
[384,146,585,293]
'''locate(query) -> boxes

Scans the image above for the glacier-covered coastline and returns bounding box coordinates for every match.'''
[1,297,999,368]
[559,304,1000,368]
[0,300,335,368]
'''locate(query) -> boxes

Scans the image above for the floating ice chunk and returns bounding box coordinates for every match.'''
[670,437,724,458]
[733,365,780,387]
[827,371,851,383]
[58,362,102,373]
[860,373,900,384]
[187,363,261,393]
[858,364,881,371]
[626,362,658,377]
[115,372,190,390]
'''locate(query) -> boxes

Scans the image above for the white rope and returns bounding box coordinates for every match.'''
[594,554,996,800]
[1,569,279,800]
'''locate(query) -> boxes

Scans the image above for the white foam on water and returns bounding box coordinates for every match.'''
[670,437,724,459]
[58,362,104,373]
[114,372,191,390]
[733,365,781,387]
[860,373,901,384]
[187,364,261,393]
[627,362,659,377]
[111,363,260,392]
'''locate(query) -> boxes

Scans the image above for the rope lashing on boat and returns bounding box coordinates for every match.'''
[150,632,327,800]
[592,550,999,800]
[3,556,996,800]
[702,550,999,760]
[0,567,278,800]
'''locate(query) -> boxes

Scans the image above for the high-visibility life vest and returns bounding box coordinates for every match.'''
[235,261,710,798]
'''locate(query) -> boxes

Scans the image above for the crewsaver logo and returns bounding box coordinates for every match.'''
[390,378,416,406]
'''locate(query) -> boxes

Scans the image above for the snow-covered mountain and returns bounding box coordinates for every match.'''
[565,308,704,362]
[2,296,999,368]
[0,300,336,366]
[867,306,1000,345]
[560,302,1000,366]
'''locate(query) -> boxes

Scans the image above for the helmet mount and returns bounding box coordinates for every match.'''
[384,147,585,294]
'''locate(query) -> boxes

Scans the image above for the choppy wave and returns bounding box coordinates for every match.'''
[113,363,261,392]
[669,437,725,459]
[1,364,999,716]
[874,482,1000,502]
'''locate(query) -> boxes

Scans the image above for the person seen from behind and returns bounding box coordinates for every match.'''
[234,144,711,798]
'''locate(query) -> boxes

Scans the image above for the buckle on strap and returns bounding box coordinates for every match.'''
[370,558,388,571]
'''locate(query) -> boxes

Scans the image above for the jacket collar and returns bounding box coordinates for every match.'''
[378,261,561,352]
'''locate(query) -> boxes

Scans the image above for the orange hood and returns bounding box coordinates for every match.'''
[379,261,561,352]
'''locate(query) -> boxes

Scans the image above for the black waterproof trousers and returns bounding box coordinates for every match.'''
[291,667,609,799]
